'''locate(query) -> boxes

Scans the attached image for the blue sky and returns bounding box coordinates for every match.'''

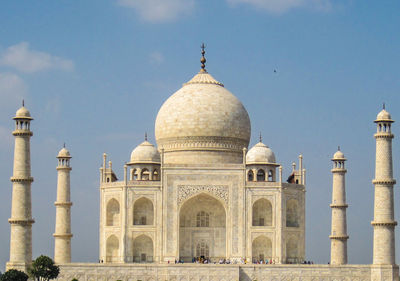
[0,0,399,270]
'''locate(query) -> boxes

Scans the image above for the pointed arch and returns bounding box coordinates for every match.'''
[257,169,265,181]
[179,193,226,262]
[286,199,299,227]
[252,236,272,262]
[141,168,150,180]
[248,170,254,181]
[106,235,119,263]
[252,198,272,226]
[286,237,298,263]
[133,197,154,225]
[133,235,153,263]
[106,198,120,226]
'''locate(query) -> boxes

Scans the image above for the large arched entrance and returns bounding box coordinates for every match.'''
[179,193,226,262]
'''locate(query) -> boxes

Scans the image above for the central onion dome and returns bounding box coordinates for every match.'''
[155,50,251,164]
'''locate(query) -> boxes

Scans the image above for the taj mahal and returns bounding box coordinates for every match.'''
[4,48,399,280]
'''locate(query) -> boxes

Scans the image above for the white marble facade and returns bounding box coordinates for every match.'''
[98,67,306,265]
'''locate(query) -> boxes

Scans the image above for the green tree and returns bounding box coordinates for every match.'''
[0,269,29,281]
[28,255,60,281]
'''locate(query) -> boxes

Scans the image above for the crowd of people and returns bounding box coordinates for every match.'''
[170,257,314,265]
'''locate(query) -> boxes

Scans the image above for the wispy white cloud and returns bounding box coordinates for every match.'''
[117,0,195,23]
[149,51,165,65]
[226,0,331,13]
[0,72,27,107]
[0,42,74,73]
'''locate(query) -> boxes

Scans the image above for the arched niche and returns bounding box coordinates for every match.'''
[106,198,120,226]
[132,235,154,263]
[179,193,226,262]
[286,237,298,263]
[257,169,265,181]
[133,197,154,225]
[106,235,119,263]
[248,170,254,181]
[252,235,272,262]
[286,199,299,227]
[252,198,272,226]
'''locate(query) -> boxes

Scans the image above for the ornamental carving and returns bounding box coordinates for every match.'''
[178,185,229,206]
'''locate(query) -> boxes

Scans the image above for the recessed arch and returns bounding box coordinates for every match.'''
[248,170,254,181]
[179,193,226,262]
[286,199,299,227]
[106,235,119,263]
[286,236,298,263]
[106,198,120,226]
[141,168,150,180]
[252,235,272,262]
[252,198,272,226]
[133,197,154,225]
[133,235,153,263]
[257,169,265,181]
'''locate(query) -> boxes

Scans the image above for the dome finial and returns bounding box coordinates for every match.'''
[383,102,386,110]
[145,132,148,141]
[259,132,262,143]
[22,99,24,107]
[338,145,341,151]
[200,43,206,73]
[63,142,66,148]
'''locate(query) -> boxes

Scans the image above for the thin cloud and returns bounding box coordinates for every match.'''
[117,0,195,23]
[149,52,165,65]
[0,42,74,73]
[0,72,27,107]
[226,0,331,13]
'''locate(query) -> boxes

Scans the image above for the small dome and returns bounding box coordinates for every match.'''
[130,141,160,164]
[246,142,276,164]
[332,150,345,160]
[57,147,71,158]
[375,109,393,122]
[14,106,33,119]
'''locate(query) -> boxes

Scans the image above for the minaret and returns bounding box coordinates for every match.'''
[7,103,35,270]
[54,145,73,263]
[329,147,349,265]
[372,106,396,265]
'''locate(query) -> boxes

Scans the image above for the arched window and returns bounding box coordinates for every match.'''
[196,242,209,258]
[141,168,150,180]
[286,199,299,227]
[248,170,254,181]
[133,197,154,225]
[268,170,273,181]
[132,169,138,180]
[153,169,159,181]
[196,211,209,227]
[106,235,119,263]
[257,169,265,181]
[252,199,272,226]
[106,199,120,226]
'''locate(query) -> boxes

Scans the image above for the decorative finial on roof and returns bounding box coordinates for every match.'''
[200,43,206,73]
[383,102,386,110]
[145,132,148,141]
[338,145,340,151]
[259,132,262,143]
[63,142,66,148]
[22,99,24,107]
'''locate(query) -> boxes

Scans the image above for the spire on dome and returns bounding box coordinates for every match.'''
[200,43,206,73]
[22,99,25,107]
[145,132,148,141]
[259,132,262,143]
[383,102,386,110]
